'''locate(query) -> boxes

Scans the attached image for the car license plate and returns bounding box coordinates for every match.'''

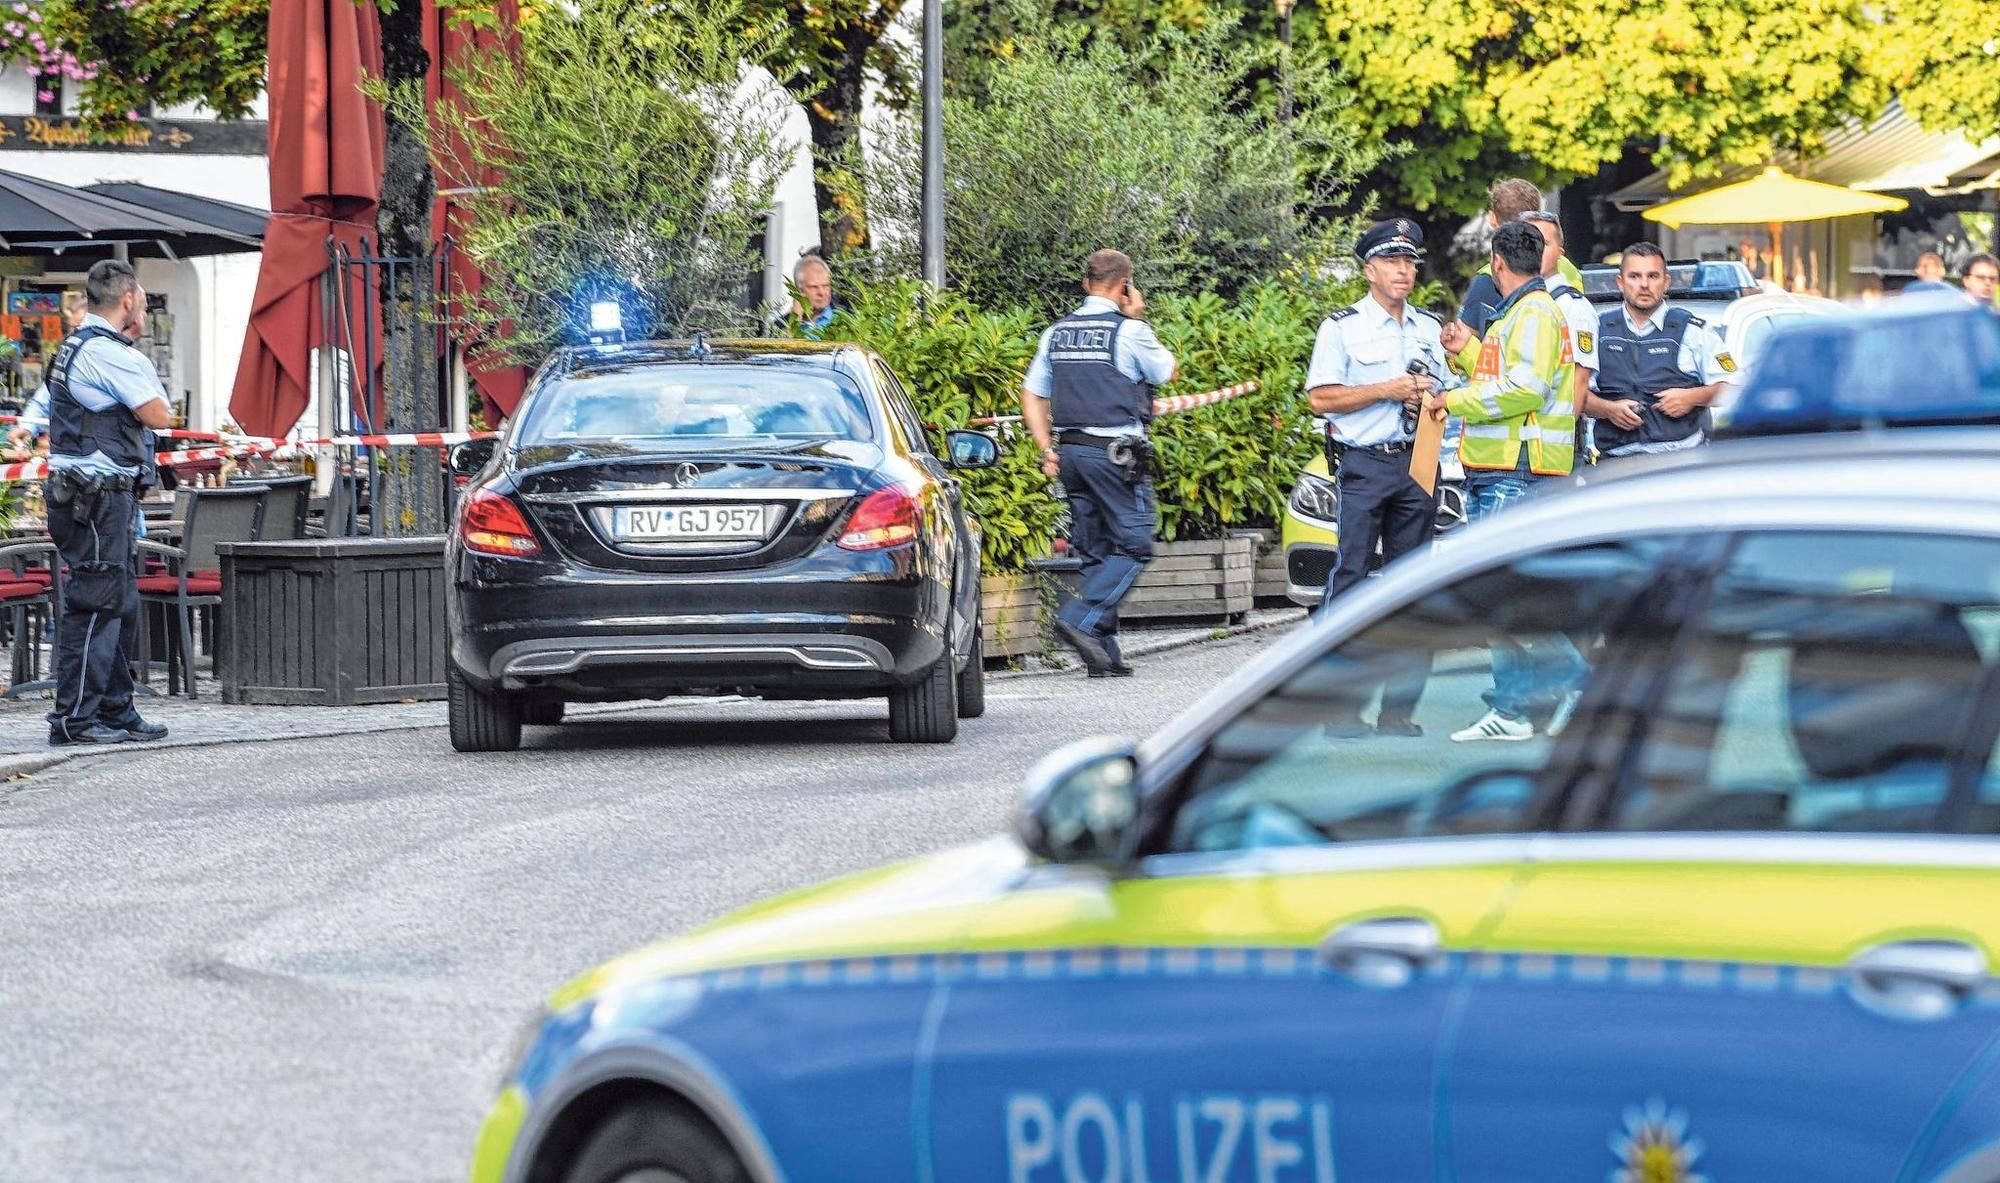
[612,504,767,541]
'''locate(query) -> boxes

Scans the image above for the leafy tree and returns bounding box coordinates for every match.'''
[858,16,1380,315]
[36,0,267,128]
[383,0,792,357]
[1314,0,1891,213]
[1872,0,2000,141]
[740,0,916,255]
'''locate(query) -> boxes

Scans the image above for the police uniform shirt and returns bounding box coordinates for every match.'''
[1307,294,1460,447]
[19,382,50,437]
[1592,304,1735,455]
[1024,295,1178,437]
[46,312,169,479]
[1549,285,1599,375]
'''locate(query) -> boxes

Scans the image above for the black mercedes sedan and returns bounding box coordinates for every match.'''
[443,338,999,752]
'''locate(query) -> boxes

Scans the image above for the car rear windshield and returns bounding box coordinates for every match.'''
[515,363,876,448]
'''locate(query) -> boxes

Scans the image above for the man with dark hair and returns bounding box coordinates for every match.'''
[1437,221,1583,742]
[1588,242,1736,461]
[1020,248,1178,676]
[1961,253,1997,307]
[1456,179,1583,338]
[43,258,173,746]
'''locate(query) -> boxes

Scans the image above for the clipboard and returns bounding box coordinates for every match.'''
[1409,393,1446,495]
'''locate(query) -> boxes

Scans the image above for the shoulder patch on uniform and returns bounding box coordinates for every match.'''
[1717,351,1738,373]
[1327,307,1359,322]
[1683,313,1706,328]
[1577,330,1594,354]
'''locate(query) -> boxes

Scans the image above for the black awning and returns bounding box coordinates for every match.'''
[80,182,268,243]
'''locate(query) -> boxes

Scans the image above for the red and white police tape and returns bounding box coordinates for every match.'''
[0,430,499,483]
[966,379,1260,427]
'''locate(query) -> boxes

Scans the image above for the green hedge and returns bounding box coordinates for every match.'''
[822,271,1456,568]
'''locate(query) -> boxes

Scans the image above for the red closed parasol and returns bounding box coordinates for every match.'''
[228,0,387,439]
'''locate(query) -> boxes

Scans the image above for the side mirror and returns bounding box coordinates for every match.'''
[943,429,1000,470]
[449,437,499,479]
[1014,737,1141,865]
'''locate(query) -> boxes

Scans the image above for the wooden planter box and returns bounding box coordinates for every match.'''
[217,537,447,705]
[980,572,1041,661]
[1234,528,1293,607]
[1123,536,1254,623]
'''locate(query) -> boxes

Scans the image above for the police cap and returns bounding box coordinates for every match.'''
[1357,218,1424,262]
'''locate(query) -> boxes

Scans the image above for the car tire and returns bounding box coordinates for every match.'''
[559,1095,749,1183]
[448,664,522,753]
[956,623,986,719]
[889,640,958,743]
[523,698,566,726]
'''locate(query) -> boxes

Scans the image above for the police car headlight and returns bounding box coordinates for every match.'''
[496,1005,549,1093]
[1288,472,1339,523]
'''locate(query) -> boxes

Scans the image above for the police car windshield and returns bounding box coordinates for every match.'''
[1728,309,2000,433]
[514,364,876,449]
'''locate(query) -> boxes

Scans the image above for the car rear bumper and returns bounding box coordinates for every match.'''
[450,556,949,699]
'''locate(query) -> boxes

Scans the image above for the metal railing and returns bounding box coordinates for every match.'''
[318,236,459,537]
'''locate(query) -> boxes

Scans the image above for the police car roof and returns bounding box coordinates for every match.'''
[1719,300,2000,437]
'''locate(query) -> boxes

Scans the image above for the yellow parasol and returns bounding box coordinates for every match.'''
[1642,167,1908,290]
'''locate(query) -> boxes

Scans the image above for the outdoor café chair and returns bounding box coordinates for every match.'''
[0,539,57,698]
[245,475,313,541]
[136,485,265,697]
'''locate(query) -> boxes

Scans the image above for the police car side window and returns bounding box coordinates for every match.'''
[1607,532,2000,835]
[1166,538,1680,854]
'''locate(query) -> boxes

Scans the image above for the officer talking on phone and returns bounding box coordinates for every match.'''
[43,259,174,746]
[1020,248,1179,677]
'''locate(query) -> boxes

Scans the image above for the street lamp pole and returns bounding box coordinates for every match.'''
[920,0,946,288]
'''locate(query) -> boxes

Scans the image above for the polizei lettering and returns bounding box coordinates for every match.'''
[1049,325,1118,363]
[1005,1090,1336,1183]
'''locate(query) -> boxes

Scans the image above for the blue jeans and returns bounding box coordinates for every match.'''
[1057,443,1156,642]
[1464,453,1585,721]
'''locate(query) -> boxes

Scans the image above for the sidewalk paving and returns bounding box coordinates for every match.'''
[0,608,1306,776]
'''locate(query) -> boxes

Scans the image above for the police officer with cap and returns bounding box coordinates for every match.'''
[1021,248,1179,677]
[43,259,173,746]
[1304,218,1458,735]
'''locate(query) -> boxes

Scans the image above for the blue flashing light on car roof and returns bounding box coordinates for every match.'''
[1719,301,2000,439]
[586,300,624,346]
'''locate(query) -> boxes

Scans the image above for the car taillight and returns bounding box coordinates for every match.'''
[460,489,541,557]
[837,486,921,551]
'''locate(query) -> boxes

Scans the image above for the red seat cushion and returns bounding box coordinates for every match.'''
[16,568,54,585]
[137,568,223,597]
[0,581,43,603]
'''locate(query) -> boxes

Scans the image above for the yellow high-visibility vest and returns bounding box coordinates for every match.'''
[1446,284,1576,476]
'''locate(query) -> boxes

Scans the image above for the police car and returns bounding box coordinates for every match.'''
[473,431,2000,1183]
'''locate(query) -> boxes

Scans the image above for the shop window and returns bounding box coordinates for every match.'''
[33,78,61,117]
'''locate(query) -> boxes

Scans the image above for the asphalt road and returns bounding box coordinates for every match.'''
[0,628,1291,1183]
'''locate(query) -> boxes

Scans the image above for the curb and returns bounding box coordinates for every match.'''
[0,751,77,782]
[990,609,1305,680]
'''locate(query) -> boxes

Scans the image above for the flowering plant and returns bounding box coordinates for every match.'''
[0,1,101,108]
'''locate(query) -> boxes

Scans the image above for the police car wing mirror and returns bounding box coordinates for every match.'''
[943,429,999,470]
[1015,737,1141,866]
[449,438,499,479]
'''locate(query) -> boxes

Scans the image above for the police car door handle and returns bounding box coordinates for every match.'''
[1318,917,1443,989]
[1844,939,1988,1022]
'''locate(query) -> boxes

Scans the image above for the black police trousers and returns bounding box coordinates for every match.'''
[47,477,142,737]
[1057,441,1156,660]
[1321,444,1437,610]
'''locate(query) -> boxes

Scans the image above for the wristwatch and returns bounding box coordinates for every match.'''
[1041,446,1058,459]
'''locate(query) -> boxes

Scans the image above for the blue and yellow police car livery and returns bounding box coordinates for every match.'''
[479,427,2000,1183]
[474,831,2000,1183]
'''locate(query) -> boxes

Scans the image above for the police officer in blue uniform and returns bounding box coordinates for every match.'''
[43,260,174,746]
[1021,249,1179,676]
[1586,242,1736,460]
[1308,219,1458,605]
[1305,220,1458,737]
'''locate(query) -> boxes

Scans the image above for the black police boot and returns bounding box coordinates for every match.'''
[49,723,131,747]
[104,716,169,742]
[1053,618,1112,675]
